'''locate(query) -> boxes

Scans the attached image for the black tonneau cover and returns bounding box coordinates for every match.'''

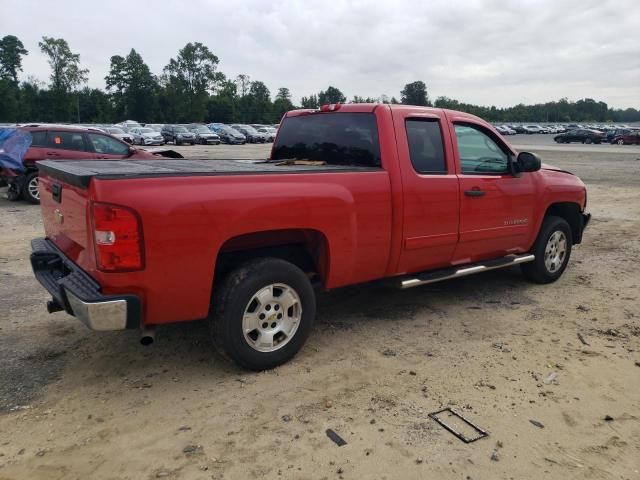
[36,159,380,188]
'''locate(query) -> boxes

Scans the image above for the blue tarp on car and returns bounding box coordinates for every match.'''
[0,128,32,173]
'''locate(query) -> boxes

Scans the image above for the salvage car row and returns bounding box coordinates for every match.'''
[111,120,279,145]
[493,123,640,145]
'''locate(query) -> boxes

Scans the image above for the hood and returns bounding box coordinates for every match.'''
[541,162,574,176]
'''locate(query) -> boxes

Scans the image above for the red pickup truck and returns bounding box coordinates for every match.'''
[30,104,590,370]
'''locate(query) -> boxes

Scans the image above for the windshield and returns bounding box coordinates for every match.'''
[272,112,381,167]
[139,128,154,133]
[174,126,188,133]
[193,126,210,133]
[107,128,125,134]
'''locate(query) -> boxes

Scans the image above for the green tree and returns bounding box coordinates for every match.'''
[273,87,294,121]
[300,94,319,109]
[351,95,378,103]
[401,81,430,106]
[235,74,251,97]
[163,42,224,121]
[105,49,159,121]
[318,86,346,104]
[38,36,88,121]
[245,80,272,123]
[0,35,28,83]
[207,80,237,123]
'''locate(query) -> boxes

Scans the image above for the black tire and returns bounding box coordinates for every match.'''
[521,216,572,284]
[210,258,316,370]
[22,171,40,204]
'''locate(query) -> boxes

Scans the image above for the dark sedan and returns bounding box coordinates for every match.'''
[554,129,603,144]
[208,123,246,144]
[187,124,221,145]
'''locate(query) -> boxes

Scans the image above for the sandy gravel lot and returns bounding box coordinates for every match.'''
[0,136,639,479]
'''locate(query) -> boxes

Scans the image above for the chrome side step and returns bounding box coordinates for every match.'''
[400,254,535,289]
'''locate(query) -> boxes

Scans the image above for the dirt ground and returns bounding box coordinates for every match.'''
[0,137,639,480]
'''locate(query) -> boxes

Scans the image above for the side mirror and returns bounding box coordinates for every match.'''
[517,151,541,172]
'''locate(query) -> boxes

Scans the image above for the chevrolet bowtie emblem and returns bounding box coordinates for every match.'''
[54,209,64,225]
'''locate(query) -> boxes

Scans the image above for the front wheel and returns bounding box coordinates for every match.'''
[210,258,316,370]
[521,216,572,284]
[22,171,40,204]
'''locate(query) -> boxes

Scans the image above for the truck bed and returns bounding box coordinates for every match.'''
[37,159,380,188]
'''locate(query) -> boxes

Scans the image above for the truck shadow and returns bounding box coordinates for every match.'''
[1,266,537,413]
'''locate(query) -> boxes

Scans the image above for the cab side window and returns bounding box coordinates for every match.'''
[46,131,87,151]
[454,124,509,174]
[405,119,447,174]
[88,133,130,155]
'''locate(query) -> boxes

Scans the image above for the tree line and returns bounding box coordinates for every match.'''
[0,35,638,125]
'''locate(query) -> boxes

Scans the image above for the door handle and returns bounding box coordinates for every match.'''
[46,151,61,156]
[464,188,485,197]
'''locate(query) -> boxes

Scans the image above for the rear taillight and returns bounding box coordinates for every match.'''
[92,202,144,272]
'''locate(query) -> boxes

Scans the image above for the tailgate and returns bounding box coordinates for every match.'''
[38,168,96,272]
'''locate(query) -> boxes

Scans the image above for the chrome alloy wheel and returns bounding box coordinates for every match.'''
[28,176,40,200]
[544,230,567,273]
[242,283,302,352]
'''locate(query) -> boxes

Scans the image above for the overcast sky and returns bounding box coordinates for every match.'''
[2,0,639,108]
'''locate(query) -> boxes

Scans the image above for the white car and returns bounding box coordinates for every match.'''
[257,127,277,142]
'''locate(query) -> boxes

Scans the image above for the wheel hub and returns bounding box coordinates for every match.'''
[28,177,40,200]
[242,283,301,353]
[544,230,567,273]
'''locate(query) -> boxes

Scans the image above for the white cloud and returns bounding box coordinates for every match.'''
[2,0,638,108]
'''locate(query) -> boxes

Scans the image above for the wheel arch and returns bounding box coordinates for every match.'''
[544,202,584,244]
[212,228,331,295]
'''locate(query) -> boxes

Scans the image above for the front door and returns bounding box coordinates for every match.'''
[451,121,535,264]
[87,132,132,159]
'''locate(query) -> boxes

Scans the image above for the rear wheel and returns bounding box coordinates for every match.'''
[617,139,625,145]
[585,138,592,144]
[210,258,315,370]
[521,216,572,284]
[22,171,40,204]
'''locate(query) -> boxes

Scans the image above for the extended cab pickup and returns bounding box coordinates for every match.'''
[30,104,590,370]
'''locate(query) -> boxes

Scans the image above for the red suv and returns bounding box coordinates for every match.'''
[610,130,640,145]
[13,126,162,203]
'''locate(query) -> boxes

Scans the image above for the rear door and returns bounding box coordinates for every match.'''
[449,119,535,263]
[43,130,95,160]
[392,108,460,273]
[87,132,132,159]
[21,130,49,168]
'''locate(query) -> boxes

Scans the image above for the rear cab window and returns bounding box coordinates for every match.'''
[405,119,447,174]
[272,112,381,167]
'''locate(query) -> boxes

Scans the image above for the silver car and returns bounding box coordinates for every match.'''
[129,127,165,146]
